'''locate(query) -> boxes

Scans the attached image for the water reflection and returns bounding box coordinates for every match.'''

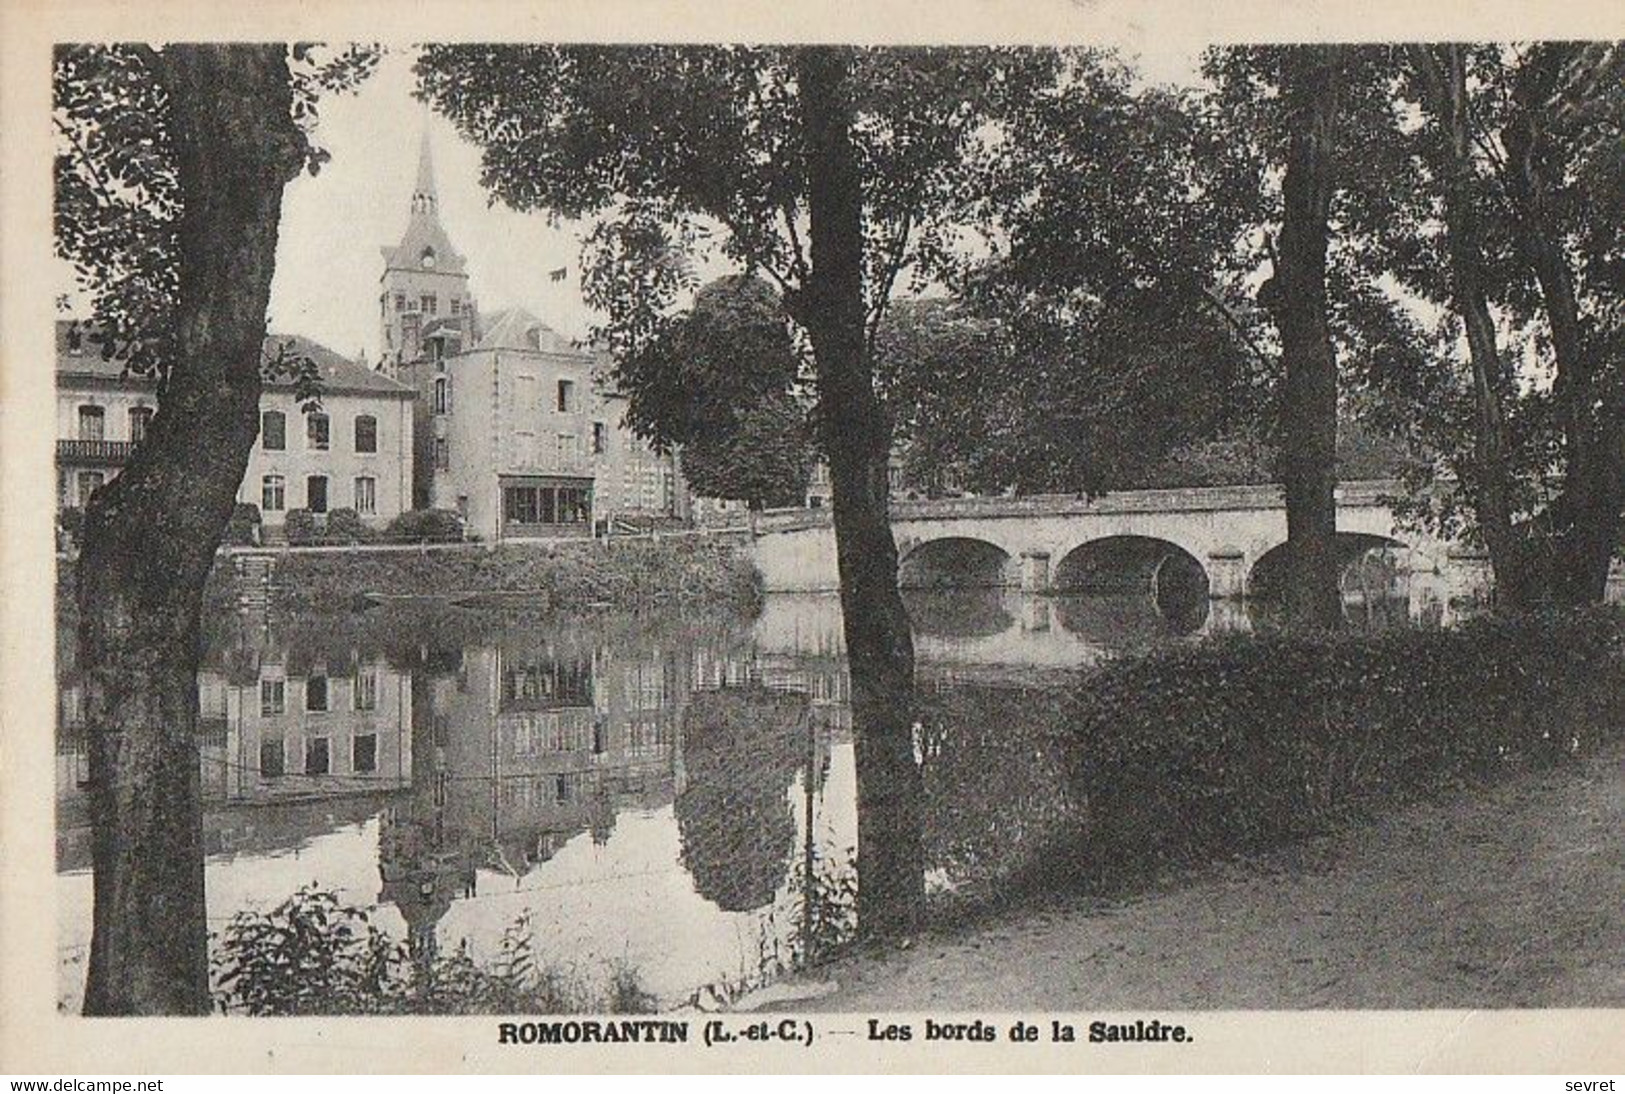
[57,573,1414,1010]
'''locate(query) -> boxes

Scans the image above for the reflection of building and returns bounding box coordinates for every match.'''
[56,644,413,871]
[217,653,412,801]
[54,322,415,530]
[374,633,688,919]
[377,132,679,539]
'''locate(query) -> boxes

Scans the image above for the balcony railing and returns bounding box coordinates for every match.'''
[57,439,137,465]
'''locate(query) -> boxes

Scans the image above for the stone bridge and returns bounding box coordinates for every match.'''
[748,479,1471,601]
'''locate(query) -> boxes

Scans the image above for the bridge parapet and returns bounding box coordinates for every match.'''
[889,479,1403,522]
[752,479,1404,535]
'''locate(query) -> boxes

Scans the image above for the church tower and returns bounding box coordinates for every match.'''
[379,128,475,372]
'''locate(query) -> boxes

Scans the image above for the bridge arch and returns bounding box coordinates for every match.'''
[1053,535,1212,624]
[898,536,1017,590]
[1248,533,1415,626]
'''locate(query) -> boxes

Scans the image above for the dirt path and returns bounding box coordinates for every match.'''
[791,740,1625,1011]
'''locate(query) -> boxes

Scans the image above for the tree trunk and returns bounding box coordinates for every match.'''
[79,44,306,1015]
[1411,45,1534,608]
[1504,54,1625,606]
[1267,47,1344,628]
[795,46,924,938]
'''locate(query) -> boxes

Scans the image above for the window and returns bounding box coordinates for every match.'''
[129,406,154,444]
[260,678,285,716]
[394,293,406,312]
[420,294,437,316]
[305,674,329,713]
[77,405,104,441]
[420,247,436,269]
[354,476,376,516]
[306,475,329,514]
[262,410,285,450]
[557,433,579,467]
[434,438,449,471]
[514,430,537,467]
[504,485,539,525]
[75,471,104,508]
[259,737,285,778]
[261,475,285,512]
[353,669,378,711]
[353,734,377,774]
[354,415,377,454]
[433,376,450,415]
[592,422,607,455]
[305,737,330,776]
[556,379,574,413]
[306,412,330,451]
[450,298,462,316]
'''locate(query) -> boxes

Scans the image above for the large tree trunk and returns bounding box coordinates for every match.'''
[1411,45,1534,608]
[795,46,924,938]
[1504,50,1625,606]
[1267,47,1344,629]
[79,44,306,1015]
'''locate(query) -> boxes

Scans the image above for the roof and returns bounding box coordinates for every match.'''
[473,307,584,356]
[263,333,413,397]
[56,321,412,399]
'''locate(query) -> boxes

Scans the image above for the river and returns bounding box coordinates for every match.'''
[54,583,1417,1012]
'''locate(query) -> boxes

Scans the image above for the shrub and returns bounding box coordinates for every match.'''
[384,508,465,543]
[325,507,369,544]
[57,506,85,551]
[1062,610,1625,886]
[283,508,318,545]
[212,887,656,1016]
[223,503,261,547]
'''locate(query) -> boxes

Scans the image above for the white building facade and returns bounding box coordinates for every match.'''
[55,323,414,532]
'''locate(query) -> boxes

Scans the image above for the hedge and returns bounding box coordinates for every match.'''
[382,508,465,544]
[325,507,369,544]
[1062,610,1625,886]
[223,503,261,547]
[284,508,319,545]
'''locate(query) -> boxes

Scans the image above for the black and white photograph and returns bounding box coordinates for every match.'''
[4,0,1625,1076]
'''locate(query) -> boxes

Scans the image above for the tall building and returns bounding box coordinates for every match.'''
[378,130,680,541]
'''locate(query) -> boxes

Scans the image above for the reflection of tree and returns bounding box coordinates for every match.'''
[675,687,808,912]
[1054,592,1207,645]
[901,588,1015,640]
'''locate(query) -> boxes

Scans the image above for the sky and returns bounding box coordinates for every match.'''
[59,42,1206,366]
[266,49,596,361]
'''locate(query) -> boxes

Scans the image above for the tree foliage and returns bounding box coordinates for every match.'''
[415,44,1059,368]
[874,66,1274,496]
[55,43,378,397]
[614,275,812,507]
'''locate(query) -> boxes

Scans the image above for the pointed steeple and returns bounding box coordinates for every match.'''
[381,124,466,277]
[411,126,438,216]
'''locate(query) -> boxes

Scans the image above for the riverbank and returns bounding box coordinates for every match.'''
[56,536,763,621]
[257,537,762,614]
[782,733,1625,1010]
